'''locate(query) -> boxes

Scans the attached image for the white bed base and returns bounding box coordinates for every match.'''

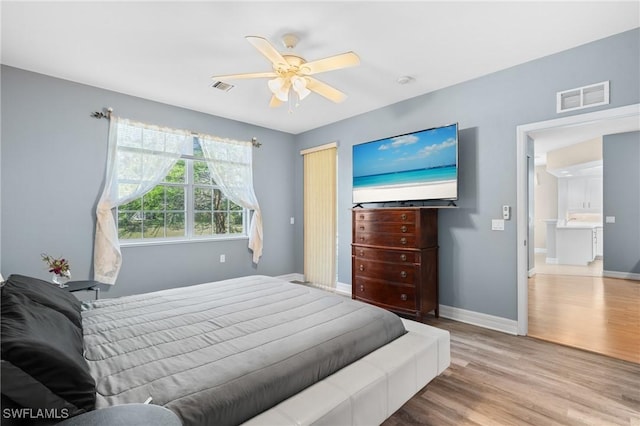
[242,319,450,426]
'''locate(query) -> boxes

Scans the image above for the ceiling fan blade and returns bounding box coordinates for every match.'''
[246,36,288,67]
[211,71,278,80]
[269,96,283,108]
[301,52,360,75]
[306,77,347,103]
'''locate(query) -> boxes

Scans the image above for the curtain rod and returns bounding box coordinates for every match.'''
[90,107,262,148]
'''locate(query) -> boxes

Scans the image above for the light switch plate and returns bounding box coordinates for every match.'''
[492,219,505,231]
[502,205,510,220]
[605,216,615,223]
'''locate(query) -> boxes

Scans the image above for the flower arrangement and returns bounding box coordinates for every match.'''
[41,253,71,279]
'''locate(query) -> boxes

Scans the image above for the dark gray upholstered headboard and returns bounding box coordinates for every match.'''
[1,275,95,424]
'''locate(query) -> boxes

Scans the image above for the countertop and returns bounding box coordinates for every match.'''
[556,221,603,230]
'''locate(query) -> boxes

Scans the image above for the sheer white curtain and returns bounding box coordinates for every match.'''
[198,135,263,263]
[94,117,191,284]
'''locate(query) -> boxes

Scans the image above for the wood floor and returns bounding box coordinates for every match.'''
[383,318,640,426]
[528,274,640,364]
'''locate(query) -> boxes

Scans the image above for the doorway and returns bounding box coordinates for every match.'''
[516,103,640,335]
[531,136,604,278]
[518,105,640,362]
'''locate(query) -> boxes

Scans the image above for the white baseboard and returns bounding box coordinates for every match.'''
[534,248,547,254]
[545,258,559,264]
[275,273,305,282]
[335,281,351,296]
[603,270,640,281]
[439,305,518,335]
[275,273,352,295]
[528,268,536,278]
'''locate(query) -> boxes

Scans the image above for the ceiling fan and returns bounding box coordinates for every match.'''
[212,34,360,108]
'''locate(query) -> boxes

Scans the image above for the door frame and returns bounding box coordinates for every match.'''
[516,103,640,335]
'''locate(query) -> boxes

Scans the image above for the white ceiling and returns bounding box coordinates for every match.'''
[1,1,639,135]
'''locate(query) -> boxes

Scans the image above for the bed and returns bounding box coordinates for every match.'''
[1,274,450,425]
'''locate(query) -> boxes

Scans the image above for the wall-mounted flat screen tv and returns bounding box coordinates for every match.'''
[352,123,458,204]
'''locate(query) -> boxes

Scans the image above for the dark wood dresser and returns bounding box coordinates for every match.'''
[351,207,439,320]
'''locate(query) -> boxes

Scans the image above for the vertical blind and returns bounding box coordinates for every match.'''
[303,144,337,289]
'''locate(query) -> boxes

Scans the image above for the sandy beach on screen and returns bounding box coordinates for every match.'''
[353,180,456,203]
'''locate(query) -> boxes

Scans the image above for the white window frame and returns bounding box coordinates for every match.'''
[118,137,249,246]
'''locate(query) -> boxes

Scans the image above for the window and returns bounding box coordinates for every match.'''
[117,138,247,242]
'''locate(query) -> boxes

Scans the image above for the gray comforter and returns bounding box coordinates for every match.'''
[82,275,406,426]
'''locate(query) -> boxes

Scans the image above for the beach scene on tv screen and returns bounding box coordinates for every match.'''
[353,124,458,203]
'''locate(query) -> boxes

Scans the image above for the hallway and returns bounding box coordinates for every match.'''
[528,272,639,364]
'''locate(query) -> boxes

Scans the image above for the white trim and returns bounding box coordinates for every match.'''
[534,248,547,254]
[275,273,305,282]
[120,234,248,248]
[300,141,338,156]
[274,274,353,294]
[528,268,536,278]
[545,257,559,265]
[516,103,640,336]
[603,270,640,281]
[439,305,518,335]
[335,281,351,296]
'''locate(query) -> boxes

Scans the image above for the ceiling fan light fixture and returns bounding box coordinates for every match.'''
[291,76,311,100]
[268,77,289,101]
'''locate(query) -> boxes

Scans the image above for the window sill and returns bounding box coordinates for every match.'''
[120,235,248,248]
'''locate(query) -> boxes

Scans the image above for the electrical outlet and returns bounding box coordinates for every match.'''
[290,217,295,225]
[219,254,226,263]
[492,219,505,231]
[605,216,615,223]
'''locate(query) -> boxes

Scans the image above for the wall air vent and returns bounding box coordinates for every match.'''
[557,81,609,113]
[211,81,234,92]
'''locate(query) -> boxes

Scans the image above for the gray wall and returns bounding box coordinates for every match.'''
[294,28,640,320]
[603,131,640,275]
[0,66,297,297]
[1,29,638,313]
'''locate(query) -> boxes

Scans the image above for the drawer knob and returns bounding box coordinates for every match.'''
[401,225,407,233]
[400,237,407,245]
[359,214,364,220]
[400,294,408,301]
[360,236,365,242]
[400,271,407,278]
[359,285,364,292]
[359,264,365,271]
[401,214,407,220]
[400,254,407,261]
[359,225,365,230]
[359,250,365,256]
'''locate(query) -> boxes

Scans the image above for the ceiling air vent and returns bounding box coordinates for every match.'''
[557,81,609,113]
[211,81,234,92]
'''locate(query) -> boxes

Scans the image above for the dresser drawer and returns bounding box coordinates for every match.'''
[353,232,418,248]
[353,209,416,224]
[353,277,416,311]
[353,258,417,284]
[353,221,415,235]
[352,246,419,264]
[352,209,438,249]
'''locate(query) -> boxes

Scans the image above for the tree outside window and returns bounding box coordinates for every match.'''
[117,138,247,242]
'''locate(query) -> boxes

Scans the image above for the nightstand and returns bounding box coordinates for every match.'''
[65,280,101,300]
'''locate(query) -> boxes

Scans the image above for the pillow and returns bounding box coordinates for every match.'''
[3,274,82,329]
[1,291,96,415]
